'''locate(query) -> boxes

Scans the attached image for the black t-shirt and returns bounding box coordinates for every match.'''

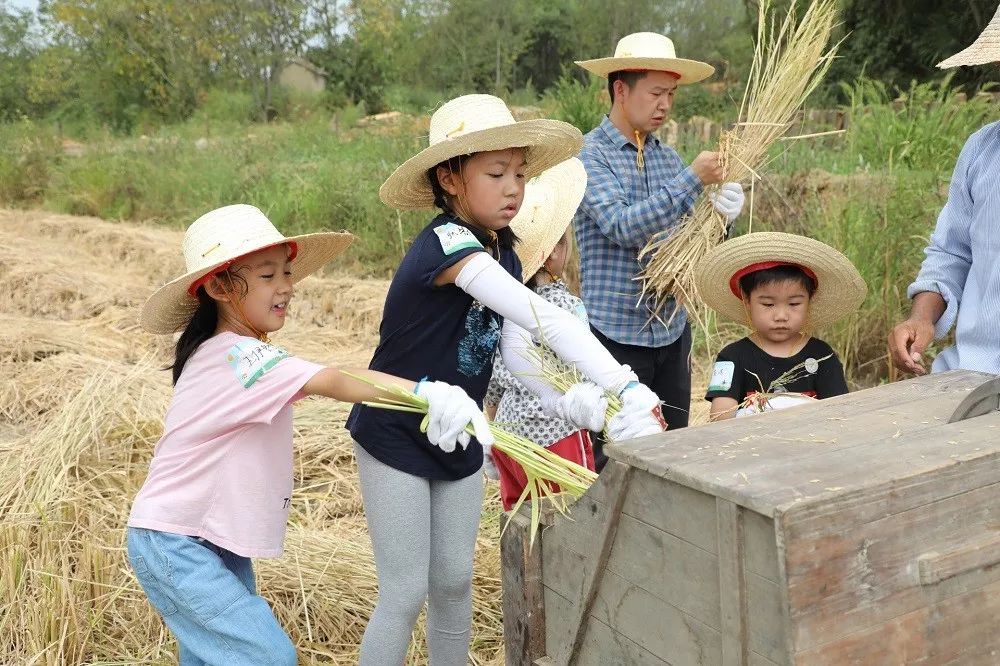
[704,337,848,404]
[347,214,522,480]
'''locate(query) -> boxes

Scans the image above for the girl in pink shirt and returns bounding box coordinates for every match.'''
[127,204,492,666]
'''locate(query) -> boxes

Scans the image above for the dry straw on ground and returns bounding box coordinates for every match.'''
[0,209,505,665]
[0,208,709,664]
[638,0,840,323]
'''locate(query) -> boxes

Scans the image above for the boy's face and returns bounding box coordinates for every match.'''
[437,148,526,231]
[617,70,678,133]
[744,279,810,343]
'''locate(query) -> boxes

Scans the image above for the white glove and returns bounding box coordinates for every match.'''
[415,380,495,453]
[482,454,500,481]
[607,383,667,442]
[552,382,608,432]
[708,182,745,222]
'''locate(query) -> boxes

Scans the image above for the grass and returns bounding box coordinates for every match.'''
[1,74,997,385]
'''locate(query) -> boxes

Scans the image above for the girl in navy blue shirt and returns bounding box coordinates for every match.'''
[347,94,668,664]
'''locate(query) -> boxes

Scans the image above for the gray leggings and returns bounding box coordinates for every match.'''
[355,444,484,665]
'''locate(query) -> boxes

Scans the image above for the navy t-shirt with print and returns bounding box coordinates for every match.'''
[347,214,522,480]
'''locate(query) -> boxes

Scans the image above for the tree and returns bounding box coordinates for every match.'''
[0,3,41,120]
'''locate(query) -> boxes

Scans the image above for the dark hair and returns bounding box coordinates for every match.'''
[608,70,648,104]
[427,154,519,251]
[169,270,248,385]
[738,265,817,299]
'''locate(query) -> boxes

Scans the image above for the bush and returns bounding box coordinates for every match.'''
[547,71,606,133]
[840,74,996,171]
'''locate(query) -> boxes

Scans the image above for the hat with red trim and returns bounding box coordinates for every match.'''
[140,204,353,334]
[694,232,866,329]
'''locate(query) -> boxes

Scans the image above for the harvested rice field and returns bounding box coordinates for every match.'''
[0,209,710,664]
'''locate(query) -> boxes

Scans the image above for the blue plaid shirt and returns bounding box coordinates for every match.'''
[574,115,703,348]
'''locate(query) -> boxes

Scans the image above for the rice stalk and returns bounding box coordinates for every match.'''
[637,0,841,317]
[347,373,598,547]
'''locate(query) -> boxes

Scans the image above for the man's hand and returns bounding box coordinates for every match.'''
[888,318,935,375]
[691,151,724,185]
[888,292,946,376]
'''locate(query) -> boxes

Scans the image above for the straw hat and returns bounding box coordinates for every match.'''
[510,158,587,282]
[938,4,1000,68]
[575,32,715,84]
[140,204,354,334]
[694,232,866,330]
[379,94,583,210]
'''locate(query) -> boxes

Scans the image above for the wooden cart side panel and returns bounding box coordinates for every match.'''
[791,577,1000,665]
[777,439,1000,655]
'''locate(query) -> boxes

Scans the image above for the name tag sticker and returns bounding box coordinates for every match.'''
[708,361,735,392]
[434,222,483,255]
[227,340,289,388]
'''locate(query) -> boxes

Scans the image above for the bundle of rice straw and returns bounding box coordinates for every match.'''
[637,0,841,319]
[348,374,598,546]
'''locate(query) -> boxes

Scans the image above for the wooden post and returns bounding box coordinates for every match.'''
[717,498,749,665]
[559,461,634,664]
[502,510,546,666]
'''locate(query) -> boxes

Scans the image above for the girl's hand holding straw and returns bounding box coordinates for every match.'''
[413,379,494,452]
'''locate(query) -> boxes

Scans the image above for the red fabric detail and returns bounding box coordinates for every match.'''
[617,68,682,80]
[729,261,818,299]
[493,430,595,512]
[186,241,299,297]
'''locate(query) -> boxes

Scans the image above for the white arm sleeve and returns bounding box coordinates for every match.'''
[456,253,636,393]
[498,319,563,413]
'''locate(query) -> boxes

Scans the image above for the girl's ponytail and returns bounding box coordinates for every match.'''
[169,286,218,385]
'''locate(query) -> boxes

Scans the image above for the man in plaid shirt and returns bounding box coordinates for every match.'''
[575,32,745,466]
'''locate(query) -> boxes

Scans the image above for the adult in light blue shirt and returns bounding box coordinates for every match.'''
[889,14,1000,376]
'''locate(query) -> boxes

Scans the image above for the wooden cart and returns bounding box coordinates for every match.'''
[501,370,1000,665]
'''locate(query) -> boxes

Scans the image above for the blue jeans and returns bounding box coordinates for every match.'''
[126,527,297,666]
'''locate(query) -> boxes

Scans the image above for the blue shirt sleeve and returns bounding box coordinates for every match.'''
[578,144,703,250]
[415,220,487,288]
[907,129,980,338]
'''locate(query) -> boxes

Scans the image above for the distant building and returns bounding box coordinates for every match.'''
[277,57,327,95]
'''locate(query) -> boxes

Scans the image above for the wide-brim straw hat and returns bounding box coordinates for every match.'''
[938,4,1000,68]
[510,157,587,282]
[379,94,583,210]
[140,204,354,334]
[575,32,715,84]
[694,232,866,330]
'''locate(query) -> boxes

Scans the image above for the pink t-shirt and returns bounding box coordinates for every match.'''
[128,332,324,558]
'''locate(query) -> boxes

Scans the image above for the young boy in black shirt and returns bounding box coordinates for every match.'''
[694,233,867,420]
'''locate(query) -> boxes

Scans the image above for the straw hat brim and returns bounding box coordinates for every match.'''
[574,56,715,83]
[938,7,1000,68]
[694,232,866,330]
[139,231,354,334]
[378,119,583,210]
[511,157,587,282]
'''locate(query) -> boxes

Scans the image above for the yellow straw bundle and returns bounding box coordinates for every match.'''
[637,0,841,318]
[350,374,598,546]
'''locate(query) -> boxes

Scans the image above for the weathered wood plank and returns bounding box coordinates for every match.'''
[782,478,1000,650]
[622,470,720,555]
[746,572,787,664]
[606,512,722,628]
[502,510,546,666]
[717,498,748,665]
[917,532,1000,585]
[626,391,1000,517]
[560,462,633,665]
[743,508,779,583]
[590,570,722,666]
[542,585,574,661]
[792,578,1000,665]
[614,370,988,459]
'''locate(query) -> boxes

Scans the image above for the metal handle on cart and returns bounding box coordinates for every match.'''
[948,377,1000,423]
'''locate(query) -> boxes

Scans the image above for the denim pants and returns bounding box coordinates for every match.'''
[126,527,297,666]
